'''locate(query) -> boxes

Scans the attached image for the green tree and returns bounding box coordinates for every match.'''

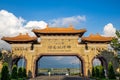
[92,67,95,77]
[111,30,120,51]
[108,62,116,79]
[18,67,23,78]
[1,62,10,80]
[95,66,99,78]
[0,51,3,60]
[11,65,18,79]
[22,68,27,78]
[0,50,12,73]
[99,65,105,78]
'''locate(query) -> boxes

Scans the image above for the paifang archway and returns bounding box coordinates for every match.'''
[1,25,119,78]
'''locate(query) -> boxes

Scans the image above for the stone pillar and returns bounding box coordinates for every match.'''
[84,61,91,77]
[31,55,41,78]
[77,54,89,77]
[26,55,34,78]
[82,55,93,77]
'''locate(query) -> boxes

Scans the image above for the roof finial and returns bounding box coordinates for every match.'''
[69,24,74,28]
[26,33,28,35]
[19,33,22,35]
[46,24,49,28]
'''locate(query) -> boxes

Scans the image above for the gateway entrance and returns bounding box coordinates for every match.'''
[2,25,118,78]
[36,56,82,76]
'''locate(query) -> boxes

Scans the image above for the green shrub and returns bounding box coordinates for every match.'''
[99,65,105,78]
[1,62,10,80]
[18,78,25,80]
[18,67,23,78]
[108,62,116,79]
[11,65,18,79]
[18,67,27,79]
[92,67,95,77]
[95,66,99,77]
[22,68,27,78]
[11,79,17,80]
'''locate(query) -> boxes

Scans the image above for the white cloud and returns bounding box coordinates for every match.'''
[52,56,64,60]
[0,10,47,38]
[52,56,80,64]
[24,21,47,36]
[70,58,80,64]
[0,10,85,39]
[49,16,86,27]
[103,23,116,37]
[24,21,47,29]
[0,10,25,37]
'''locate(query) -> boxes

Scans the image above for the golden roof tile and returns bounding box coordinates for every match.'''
[1,33,37,42]
[32,26,86,34]
[82,34,112,42]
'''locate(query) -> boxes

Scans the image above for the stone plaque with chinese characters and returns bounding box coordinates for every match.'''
[41,36,78,52]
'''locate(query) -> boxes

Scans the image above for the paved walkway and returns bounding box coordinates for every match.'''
[29,76,92,80]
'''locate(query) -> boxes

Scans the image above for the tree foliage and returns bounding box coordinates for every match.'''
[18,67,27,78]
[111,30,120,51]
[1,62,10,80]
[22,68,27,78]
[18,67,23,78]
[0,51,2,60]
[95,66,99,77]
[92,65,105,79]
[108,62,116,79]
[11,65,18,79]
[99,65,105,78]
[92,67,95,77]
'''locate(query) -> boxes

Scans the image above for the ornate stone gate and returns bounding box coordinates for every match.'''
[1,25,119,78]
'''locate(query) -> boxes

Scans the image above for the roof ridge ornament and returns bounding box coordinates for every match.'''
[26,33,28,35]
[46,24,49,28]
[69,24,74,29]
[19,33,22,35]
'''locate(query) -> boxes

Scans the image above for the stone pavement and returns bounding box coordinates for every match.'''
[29,76,92,80]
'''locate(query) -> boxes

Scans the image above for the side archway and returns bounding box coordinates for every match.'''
[12,56,27,68]
[92,55,108,76]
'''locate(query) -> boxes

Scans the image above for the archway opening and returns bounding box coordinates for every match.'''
[92,56,108,76]
[12,57,26,68]
[35,56,83,77]
[93,57,107,68]
[93,58,101,67]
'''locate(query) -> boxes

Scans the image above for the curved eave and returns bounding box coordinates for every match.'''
[32,29,86,33]
[32,29,86,37]
[81,39,112,43]
[81,33,113,43]
[2,40,37,44]
[1,38,37,44]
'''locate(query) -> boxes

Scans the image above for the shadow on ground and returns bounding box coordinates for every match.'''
[29,76,91,80]
[62,76,90,80]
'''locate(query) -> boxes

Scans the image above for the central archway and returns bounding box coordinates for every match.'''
[34,55,85,77]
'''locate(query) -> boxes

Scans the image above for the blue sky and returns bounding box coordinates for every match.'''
[0,0,119,68]
[0,0,120,36]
